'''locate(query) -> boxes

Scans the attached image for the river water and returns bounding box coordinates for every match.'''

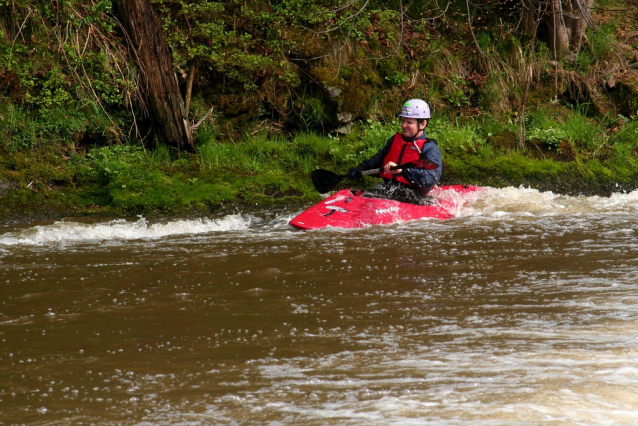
[2,186,638,425]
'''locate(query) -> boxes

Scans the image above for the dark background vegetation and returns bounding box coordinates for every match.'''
[1,0,638,221]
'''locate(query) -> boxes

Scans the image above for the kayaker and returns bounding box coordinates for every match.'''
[346,99,442,205]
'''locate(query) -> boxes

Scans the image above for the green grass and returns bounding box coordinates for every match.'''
[1,109,638,220]
[563,112,602,150]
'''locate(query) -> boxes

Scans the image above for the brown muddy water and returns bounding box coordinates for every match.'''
[2,187,638,425]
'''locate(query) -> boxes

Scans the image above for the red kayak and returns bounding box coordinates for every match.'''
[289,185,486,230]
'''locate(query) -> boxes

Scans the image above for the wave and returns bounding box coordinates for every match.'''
[461,186,638,218]
[0,215,251,247]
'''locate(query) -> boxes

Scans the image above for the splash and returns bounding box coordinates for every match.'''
[430,185,488,218]
[463,186,638,218]
[0,215,251,247]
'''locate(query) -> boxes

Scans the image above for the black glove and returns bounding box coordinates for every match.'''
[346,166,363,179]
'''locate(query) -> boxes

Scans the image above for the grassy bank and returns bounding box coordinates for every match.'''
[1,107,637,223]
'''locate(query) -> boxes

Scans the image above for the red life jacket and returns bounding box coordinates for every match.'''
[379,133,428,187]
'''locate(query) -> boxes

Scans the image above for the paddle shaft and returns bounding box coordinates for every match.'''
[311,159,439,193]
[362,162,415,176]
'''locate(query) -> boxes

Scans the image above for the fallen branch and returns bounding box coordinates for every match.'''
[191,105,215,131]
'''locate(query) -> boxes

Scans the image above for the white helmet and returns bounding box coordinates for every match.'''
[400,99,431,119]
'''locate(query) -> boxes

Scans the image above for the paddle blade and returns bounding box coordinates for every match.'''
[311,169,346,193]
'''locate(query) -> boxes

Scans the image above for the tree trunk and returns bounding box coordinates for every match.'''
[569,0,594,52]
[113,0,193,149]
[521,0,540,39]
[521,0,594,57]
[547,0,594,56]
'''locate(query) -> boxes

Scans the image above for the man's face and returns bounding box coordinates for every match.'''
[401,117,426,139]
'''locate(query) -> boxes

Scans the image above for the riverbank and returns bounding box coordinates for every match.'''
[2,0,637,226]
[1,114,637,225]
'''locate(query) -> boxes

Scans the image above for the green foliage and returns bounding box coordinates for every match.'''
[297,96,328,131]
[588,25,616,59]
[21,67,73,109]
[152,0,408,128]
[149,144,172,166]
[523,108,565,150]
[573,25,617,70]
[609,121,638,146]
[87,144,148,181]
[446,74,471,108]
[607,141,638,181]
[196,129,340,178]
[0,103,90,151]
[360,119,399,140]
[429,118,486,154]
[480,115,510,137]
[562,111,603,150]
[156,0,301,93]
[527,127,567,150]
[3,0,633,141]
[0,0,136,149]
[385,71,409,87]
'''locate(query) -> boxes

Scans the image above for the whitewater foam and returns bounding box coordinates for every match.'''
[0,215,251,247]
[462,186,638,218]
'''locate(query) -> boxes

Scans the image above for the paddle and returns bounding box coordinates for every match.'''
[311,159,439,193]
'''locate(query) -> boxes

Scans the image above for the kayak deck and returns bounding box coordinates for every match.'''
[289,185,486,230]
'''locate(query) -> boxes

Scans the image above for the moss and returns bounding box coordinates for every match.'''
[341,82,374,116]
[486,130,516,152]
[106,172,236,213]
